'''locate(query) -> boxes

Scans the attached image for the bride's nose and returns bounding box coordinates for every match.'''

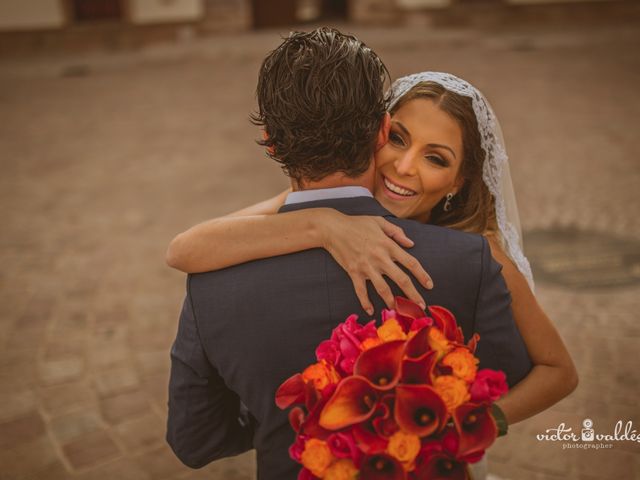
[394,152,418,177]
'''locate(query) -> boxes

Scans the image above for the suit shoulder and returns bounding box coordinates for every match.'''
[390,218,486,251]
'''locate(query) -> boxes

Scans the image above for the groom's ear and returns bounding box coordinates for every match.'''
[375,112,391,152]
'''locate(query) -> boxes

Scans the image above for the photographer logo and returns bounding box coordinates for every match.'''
[536,419,640,450]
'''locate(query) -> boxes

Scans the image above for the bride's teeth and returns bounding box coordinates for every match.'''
[384,177,415,196]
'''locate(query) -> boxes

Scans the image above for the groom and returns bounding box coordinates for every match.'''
[167,27,532,479]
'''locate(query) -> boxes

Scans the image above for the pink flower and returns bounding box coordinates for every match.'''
[297,468,315,480]
[327,315,378,375]
[470,370,508,403]
[290,434,308,462]
[316,340,340,365]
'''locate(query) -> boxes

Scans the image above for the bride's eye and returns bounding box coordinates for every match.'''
[389,132,406,146]
[424,155,449,167]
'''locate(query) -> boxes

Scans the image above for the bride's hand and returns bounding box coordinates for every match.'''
[317,210,433,315]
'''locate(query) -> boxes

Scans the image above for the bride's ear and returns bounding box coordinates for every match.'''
[375,112,391,152]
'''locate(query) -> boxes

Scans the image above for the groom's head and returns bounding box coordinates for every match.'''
[252,27,390,189]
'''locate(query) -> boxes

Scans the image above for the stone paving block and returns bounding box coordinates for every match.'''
[129,327,174,350]
[112,411,165,453]
[91,323,129,346]
[62,429,121,471]
[73,457,151,480]
[0,436,59,480]
[515,441,572,477]
[131,444,188,480]
[94,366,140,397]
[572,448,636,479]
[0,411,46,450]
[0,389,38,423]
[486,458,537,480]
[51,310,90,335]
[49,407,104,444]
[94,304,131,328]
[135,349,169,377]
[43,337,87,358]
[39,380,98,417]
[26,461,73,480]
[100,389,151,425]
[88,344,131,370]
[141,371,170,410]
[0,357,38,391]
[487,429,530,465]
[38,355,85,386]
[204,450,256,479]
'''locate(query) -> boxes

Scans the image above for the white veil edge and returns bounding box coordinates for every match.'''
[388,72,535,290]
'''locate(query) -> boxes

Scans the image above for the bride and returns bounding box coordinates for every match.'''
[167,72,577,438]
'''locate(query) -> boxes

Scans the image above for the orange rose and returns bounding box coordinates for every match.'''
[377,318,407,342]
[302,360,341,391]
[387,430,421,470]
[441,347,479,383]
[433,375,470,412]
[361,336,383,350]
[301,438,334,478]
[428,327,452,360]
[323,459,358,480]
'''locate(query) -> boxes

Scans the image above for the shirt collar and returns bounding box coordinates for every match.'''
[284,186,373,205]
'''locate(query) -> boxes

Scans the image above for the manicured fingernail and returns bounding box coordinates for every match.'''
[366,308,374,316]
[426,280,433,289]
[419,301,426,310]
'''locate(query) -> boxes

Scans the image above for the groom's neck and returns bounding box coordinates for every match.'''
[292,164,375,192]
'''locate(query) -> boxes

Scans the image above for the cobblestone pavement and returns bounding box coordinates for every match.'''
[0,21,639,480]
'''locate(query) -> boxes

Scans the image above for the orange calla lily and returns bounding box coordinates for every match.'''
[404,326,431,359]
[429,305,464,343]
[415,451,469,480]
[319,376,380,430]
[453,403,497,457]
[395,296,427,322]
[354,340,405,391]
[395,384,448,437]
[275,373,305,409]
[401,350,437,385]
[360,453,407,480]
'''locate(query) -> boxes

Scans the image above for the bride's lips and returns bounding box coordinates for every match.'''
[381,175,417,201]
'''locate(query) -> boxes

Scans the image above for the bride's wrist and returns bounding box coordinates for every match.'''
[312,208,341,251]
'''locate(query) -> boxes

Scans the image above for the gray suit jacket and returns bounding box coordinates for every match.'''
[166,196,532,479]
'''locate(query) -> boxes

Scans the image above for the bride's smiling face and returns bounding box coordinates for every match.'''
[374,98,464,222]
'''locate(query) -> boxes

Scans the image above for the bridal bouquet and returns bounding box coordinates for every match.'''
[275,297,509,480]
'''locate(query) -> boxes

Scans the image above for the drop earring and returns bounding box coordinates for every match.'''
[443,192,455,212]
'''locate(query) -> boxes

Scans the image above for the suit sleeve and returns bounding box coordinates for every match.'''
[472,236,533,387]
[166,280,254,468]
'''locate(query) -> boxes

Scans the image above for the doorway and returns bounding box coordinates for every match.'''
[252,0,348,29]
[72,0,123,22]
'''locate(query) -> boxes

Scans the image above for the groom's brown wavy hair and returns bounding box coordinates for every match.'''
[251,27,390,183]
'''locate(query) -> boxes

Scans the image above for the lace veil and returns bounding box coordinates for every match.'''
[388,72,535,289]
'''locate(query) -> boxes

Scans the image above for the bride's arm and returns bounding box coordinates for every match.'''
[166,191,433,314]
[487,236,579,425]
[166,189,290,272]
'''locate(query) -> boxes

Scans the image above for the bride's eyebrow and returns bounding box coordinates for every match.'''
[429,143,457,159]
[392,120,456,159]
[391,120,411,138]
